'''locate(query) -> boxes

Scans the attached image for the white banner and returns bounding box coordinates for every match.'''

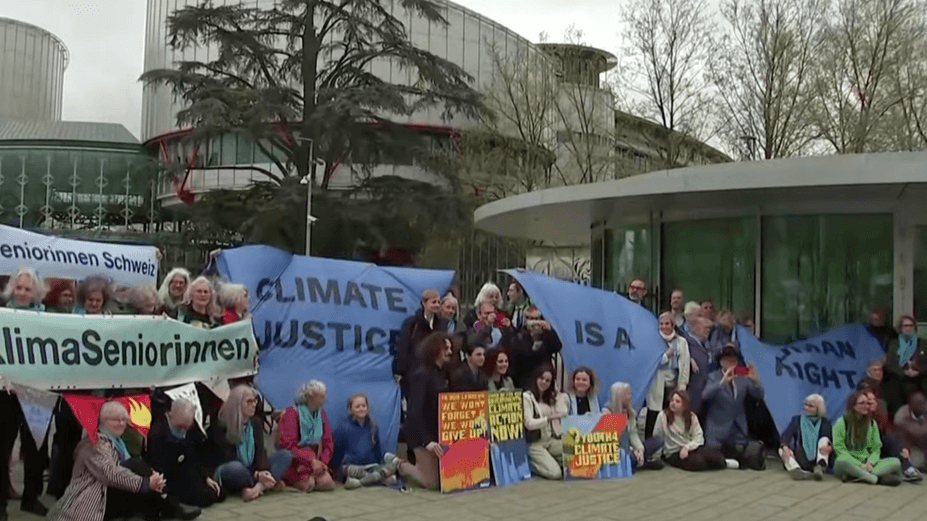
[0,225,159,286]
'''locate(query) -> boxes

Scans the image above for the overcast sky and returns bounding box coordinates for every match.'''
[1,0,625,140]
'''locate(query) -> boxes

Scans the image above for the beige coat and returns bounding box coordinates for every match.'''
[47,437,146,521]
[645,334,691,412]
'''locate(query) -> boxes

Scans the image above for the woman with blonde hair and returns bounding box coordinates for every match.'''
[278,381,336,492]
[332,393,399,489]
[779,394,833,480]
[565,367,600,415]
[209,385,292,501]
[604,382,664,471]
[158,267,191,318]
[177,276,220,329]
[2,267,45,311]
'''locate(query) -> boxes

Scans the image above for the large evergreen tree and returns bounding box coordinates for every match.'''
[142,0,485,257]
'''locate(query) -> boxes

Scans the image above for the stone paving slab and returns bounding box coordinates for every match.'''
[6,465,925,521]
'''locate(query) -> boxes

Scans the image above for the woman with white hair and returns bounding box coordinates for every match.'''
[158,267,191,318]
[278,381,336,492]
[209,385,293,501]
[176,276,220,329]
[47,402,183,521]
[603,382,664,471]
[645,312,691,438]
[2,267,45,311]
[440,294,460,333]
[779,394,833,480]
[463,282,509,330]
[218,282,250,324]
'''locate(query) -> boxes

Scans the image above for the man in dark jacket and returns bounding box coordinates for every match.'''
[394,289,447,398]
[505,306,562,390]
[145,399,222,508]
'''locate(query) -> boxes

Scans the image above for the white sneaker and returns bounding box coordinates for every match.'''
[725,458,740,469]
[344,477,362,490]
[903,467,923,482]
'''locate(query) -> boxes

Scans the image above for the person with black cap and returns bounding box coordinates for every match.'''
[702,344,766,470]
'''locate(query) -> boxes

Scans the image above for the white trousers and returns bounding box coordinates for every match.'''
[780,437,830,471]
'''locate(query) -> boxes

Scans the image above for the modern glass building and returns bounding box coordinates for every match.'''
[475,152,927,343]
[0,120,156,233]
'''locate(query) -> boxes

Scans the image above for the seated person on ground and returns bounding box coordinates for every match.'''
[331,393,400,489]
[278,380,336,492]
[894,391,927,473]
[832,389,903,486]
[653,390,725,472]
[523,365,568,480]
[603,382,663,471]
[779,394,833,480]
[565,367,601,415]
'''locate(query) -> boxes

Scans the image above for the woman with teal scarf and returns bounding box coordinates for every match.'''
[885,315,927,379]
[2,267,46,311]
[779,394,833,480]
[278,380,336,492]
[209,385,293,502]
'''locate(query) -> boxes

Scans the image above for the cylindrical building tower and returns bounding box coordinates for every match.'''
[0,17,69,121]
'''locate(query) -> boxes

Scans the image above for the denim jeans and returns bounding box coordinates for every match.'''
[215,449,293,492]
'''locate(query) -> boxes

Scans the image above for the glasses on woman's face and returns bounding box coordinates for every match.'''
[105,417,128,424]
[244,398,258,405]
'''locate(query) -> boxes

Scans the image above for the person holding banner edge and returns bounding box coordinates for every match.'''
[177,276,220,329]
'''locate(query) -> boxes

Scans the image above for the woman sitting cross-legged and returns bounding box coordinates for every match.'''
[603,382,664,471]
[47,401,199,521]
[523,364,568,480]
[779,394,833,480]
[210,385,293,501]
[832,389,903,485]
[332,393,400,489]
[653,390,725,472]
[278,380,337,492]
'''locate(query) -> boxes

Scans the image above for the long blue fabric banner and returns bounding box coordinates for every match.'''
[738,324,882,433]
[505,270,665,410]
[215,246,455,454]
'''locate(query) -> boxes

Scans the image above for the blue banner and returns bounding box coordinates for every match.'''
[506,270,665,410]
[216,246,455,454]
[738,324,882,433]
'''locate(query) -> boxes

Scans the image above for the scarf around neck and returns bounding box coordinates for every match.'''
[799,415,821,461]
[99,427,129,462]
[236,420,255,466]
[297,404,323,447]
[899,334,917,366]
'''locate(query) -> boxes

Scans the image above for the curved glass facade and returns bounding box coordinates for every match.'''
[593,213,894,342]
[0,144,155,230]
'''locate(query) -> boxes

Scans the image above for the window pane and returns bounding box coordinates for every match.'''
[605,225,652,297]
[761,214,893,343]
[662,218,756,318]
[914,227,927,322]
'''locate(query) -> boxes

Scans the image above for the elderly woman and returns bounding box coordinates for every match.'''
[127,285,161,315]
[885,315,927,380]
[218,282,249,324]
[158,267,191,318]
[779,394,833,480]
[75,276,112,315]
[2,267,45,311]
[47,402,180,521]
[565,367,600,415]
[210,385,293,501]
[833,390,903,485]
[43,278,76,313]
[463,282,509,330]
[646,312,691,437]
[603,382,664,471]
[177,276,220,329]
[441,294,460,334]
[278,381,336,492]
[146,399,222,508]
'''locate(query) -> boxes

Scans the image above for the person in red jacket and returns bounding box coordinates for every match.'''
[279,381,336,492]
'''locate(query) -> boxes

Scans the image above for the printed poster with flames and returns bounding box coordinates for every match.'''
[562,412,633,480]
[438,391,491,493]
[64,393,152,443]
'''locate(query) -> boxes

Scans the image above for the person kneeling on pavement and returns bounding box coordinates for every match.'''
[779,394,833,480]
[702,345,766,470]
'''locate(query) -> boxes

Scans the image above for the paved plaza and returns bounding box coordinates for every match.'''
[7,464,925,521]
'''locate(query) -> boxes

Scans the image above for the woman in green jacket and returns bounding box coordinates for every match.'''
[832,389,903,485]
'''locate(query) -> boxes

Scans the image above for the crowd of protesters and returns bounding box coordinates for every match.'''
[1,267,927,521]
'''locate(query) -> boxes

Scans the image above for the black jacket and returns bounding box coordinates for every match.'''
[145,418,221,507]
[505,327,562,390]
[395,310,448,377]
[451,365,489,392]
[405,364,447,449]
[208,417,268,471]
